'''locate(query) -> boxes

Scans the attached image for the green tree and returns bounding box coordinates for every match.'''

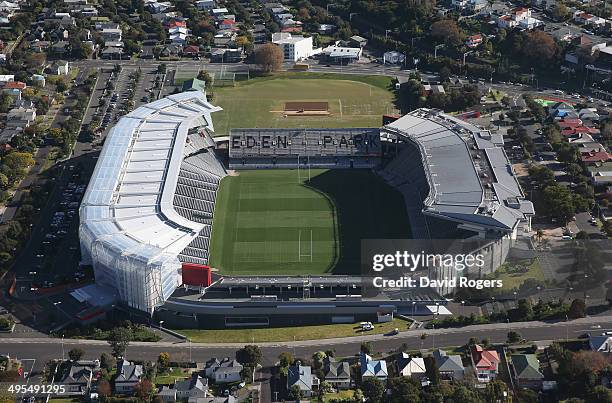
[100,353,116,370]
[287,384,304,401]
[68,348,84,361]
[388,376,421,403]
[236,345,262,367]
[360,341,373,355]
[361,377,385,403]
[107,327,132,358]
[484,380,508,402]
[507,331,522,344]
[278,351,294,376]
[157,352,170,370]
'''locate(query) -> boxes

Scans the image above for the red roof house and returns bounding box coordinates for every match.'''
[581,150,611,164]
[4,81,26,90]
[168,20,187,29]
[471,345,500,383]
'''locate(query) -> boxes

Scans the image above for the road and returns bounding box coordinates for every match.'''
[3,314,612,371]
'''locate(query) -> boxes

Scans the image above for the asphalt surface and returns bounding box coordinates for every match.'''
[3,314,612,372]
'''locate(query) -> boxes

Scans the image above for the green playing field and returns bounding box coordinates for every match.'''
[208,169,411,275]
[209,73,398,135]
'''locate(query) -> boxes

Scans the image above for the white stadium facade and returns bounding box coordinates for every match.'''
[79,91,534,324]
[79,92,226,314]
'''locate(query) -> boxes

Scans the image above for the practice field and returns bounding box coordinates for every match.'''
[209,169,410,275]
[210,73,397,135]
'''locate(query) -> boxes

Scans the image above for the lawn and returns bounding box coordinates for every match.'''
[323,390,355,402]
[208,169,410,275]
[178,318,410,343]
[154,367,193,385]
[209,73,397,136]
[489,259,545,290]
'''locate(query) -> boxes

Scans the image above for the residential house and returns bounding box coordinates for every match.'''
[470,345,500,383]
[211,8,229,18]
[51,60,70,75]
[114,359,143,394]
[30,41,50,53]
[509,354,544,390]
[100,27,122,42]
[218,19,236,30]
[196,0,215,11]
[433,349,465,381]
[396,353,426,380]
[287,364,319,397]
[210,48,242,63]
[466,34,483,48]
[59,361,98,395]
[360,353,388,381]
[101,47,123,59]
[32,74,46,87]
[582,150,611,165]
[174,375,209,400]
[214,358,243,384]
[157,386,176,402]
[51,41,70,56]
[49,27,69,41]
[204,358,221,378]
[7,107,36,123]
[169,26,189,44]
[468,0,488,13]
[323,357,351,389]
[182,44,201,57]
[0,74,14,83]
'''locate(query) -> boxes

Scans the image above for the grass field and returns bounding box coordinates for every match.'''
[209,169,410,275]
[178,318,410,343]
[210,73,397,135]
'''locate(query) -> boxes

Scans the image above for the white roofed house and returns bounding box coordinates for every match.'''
[214,359,243,384]
[590,335,612,353]
[360,353,388,381]
[396,353,426,380]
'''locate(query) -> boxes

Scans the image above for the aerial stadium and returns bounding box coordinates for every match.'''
[78,90,534,328]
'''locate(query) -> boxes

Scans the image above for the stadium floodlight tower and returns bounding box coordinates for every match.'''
[79,92,222,314]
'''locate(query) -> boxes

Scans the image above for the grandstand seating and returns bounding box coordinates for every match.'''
[379,142,431,239]
[174,132,227,266]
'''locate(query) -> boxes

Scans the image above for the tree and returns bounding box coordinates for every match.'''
[100,353,116,370]
[68,348,84,361]
[133,379,154,402]
[543,184,576,222]
[157,352,170,370]
[97,379,112,399]
[360,341,373,355]
[588,385,612,403]
[484,380,508,402]
[522,31,558,63]
[361,377,385,403]
[551,3,570,21]
[254,43,283,73]
[107,327,132,358]
[507,331,522,344]
[278,351,294,376]
[517,389,539,403]
[197,70,212,87]
[388,377,421,403]
[236,345,262,367]
[568,298,587,319]
[424,356,440,386]
[431,20,463,45]
[287,384,304,400]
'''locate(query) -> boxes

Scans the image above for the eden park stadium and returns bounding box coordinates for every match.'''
[78,91,533,327]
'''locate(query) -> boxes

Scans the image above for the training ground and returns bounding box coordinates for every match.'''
[208,169,411,276]
[210,73,398,135]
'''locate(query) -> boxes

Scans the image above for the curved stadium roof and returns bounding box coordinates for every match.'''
[385,109,534,233]
[79,91,222,312]
[81,91,221,254]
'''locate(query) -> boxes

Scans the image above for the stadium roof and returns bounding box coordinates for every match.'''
[80,92,222,261]
[385,109,533,232]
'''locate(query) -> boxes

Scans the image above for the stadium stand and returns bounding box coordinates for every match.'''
[228,128,382,169]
